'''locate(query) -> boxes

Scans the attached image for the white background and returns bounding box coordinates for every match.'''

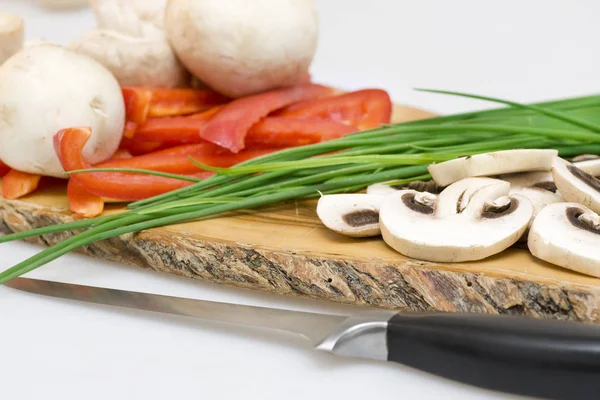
[1,1,598,399]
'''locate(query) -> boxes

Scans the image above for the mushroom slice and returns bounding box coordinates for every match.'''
[379,177,533,262]
[528,203,600,278]
[497,171,564,227]
[317,194,383,237]
[573,158,600,177]
[551,157,600,214]
[572,154,599,163]
[428,149,558,187]
[0,13,24,65]
[366,179,443,197]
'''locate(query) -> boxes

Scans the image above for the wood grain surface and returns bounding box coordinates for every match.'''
[2,103,600,323]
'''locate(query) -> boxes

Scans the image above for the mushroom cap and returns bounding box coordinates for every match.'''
[380,177,533,262]
[428,149,558,187]
[130,0,167,29]
[69,29,189,88]
[0,44,125,177]
[164,0,319,97]
[316,194,383,237]
[552,157,600,214]
[89,0,164,38]
[0,13,24,65]
[528,202,600,278]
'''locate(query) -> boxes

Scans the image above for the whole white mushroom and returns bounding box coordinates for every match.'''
[72,0,188,88]
[89,0,166,38]
[0,45,125,178]
[69,29,189,88]
[165,0,319,97]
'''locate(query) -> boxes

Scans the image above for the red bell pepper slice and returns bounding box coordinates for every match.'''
[97,143,277,174]
[122,87,153,126]
[134,106,222,145]
[122,121,139,139]
[119,137,165,156]
[136,117,207,145]
[0,160,10,177]
[148,88,228,118]
[135,114,354,149]
[54,127,199,201]
[200,84,334,153]
[1,169,41,200]
[67,179,105,218]
[121,88,229,138]
[246,117,356,147]
[279,89,392,130]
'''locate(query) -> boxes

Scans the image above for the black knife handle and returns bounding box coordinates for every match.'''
[387,312,600,400]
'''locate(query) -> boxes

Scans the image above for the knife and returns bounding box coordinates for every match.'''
[6,277,600,399]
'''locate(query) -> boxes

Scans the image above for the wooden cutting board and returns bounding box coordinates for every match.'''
[2,103,600,323]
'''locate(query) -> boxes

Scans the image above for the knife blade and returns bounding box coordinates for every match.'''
[6,277,600,400]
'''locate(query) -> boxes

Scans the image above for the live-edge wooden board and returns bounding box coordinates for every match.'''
[2,104,600,323]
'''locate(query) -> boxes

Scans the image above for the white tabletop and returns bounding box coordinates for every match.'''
[1,1,598,399]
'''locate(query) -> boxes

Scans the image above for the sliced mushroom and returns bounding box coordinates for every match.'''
[573,157,600,177]
[428,149,558,187]
[379,177,533,262]
[366,179,443,197]
[496,171,564,232]
[317,194,383,237]
[572,154,599,163]
[551,157,600,214]
[528,203,600,278]
[0,13,24,65]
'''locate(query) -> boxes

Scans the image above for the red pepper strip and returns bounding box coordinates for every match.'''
[279,89,392,130]
[135,114,353,149]
[67,178,104,218]
[122,87,153,126]
[119,137,164,156]
[148,88,229,118]
[0,160,10,177]
[246,117,356,147]
[122,121,138,139]
[145,142,222,157]
[136,117,207,145]
[54,127,197,201]
[97,144,276,174]
[1,169,42,200]
[200,84,334,153]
